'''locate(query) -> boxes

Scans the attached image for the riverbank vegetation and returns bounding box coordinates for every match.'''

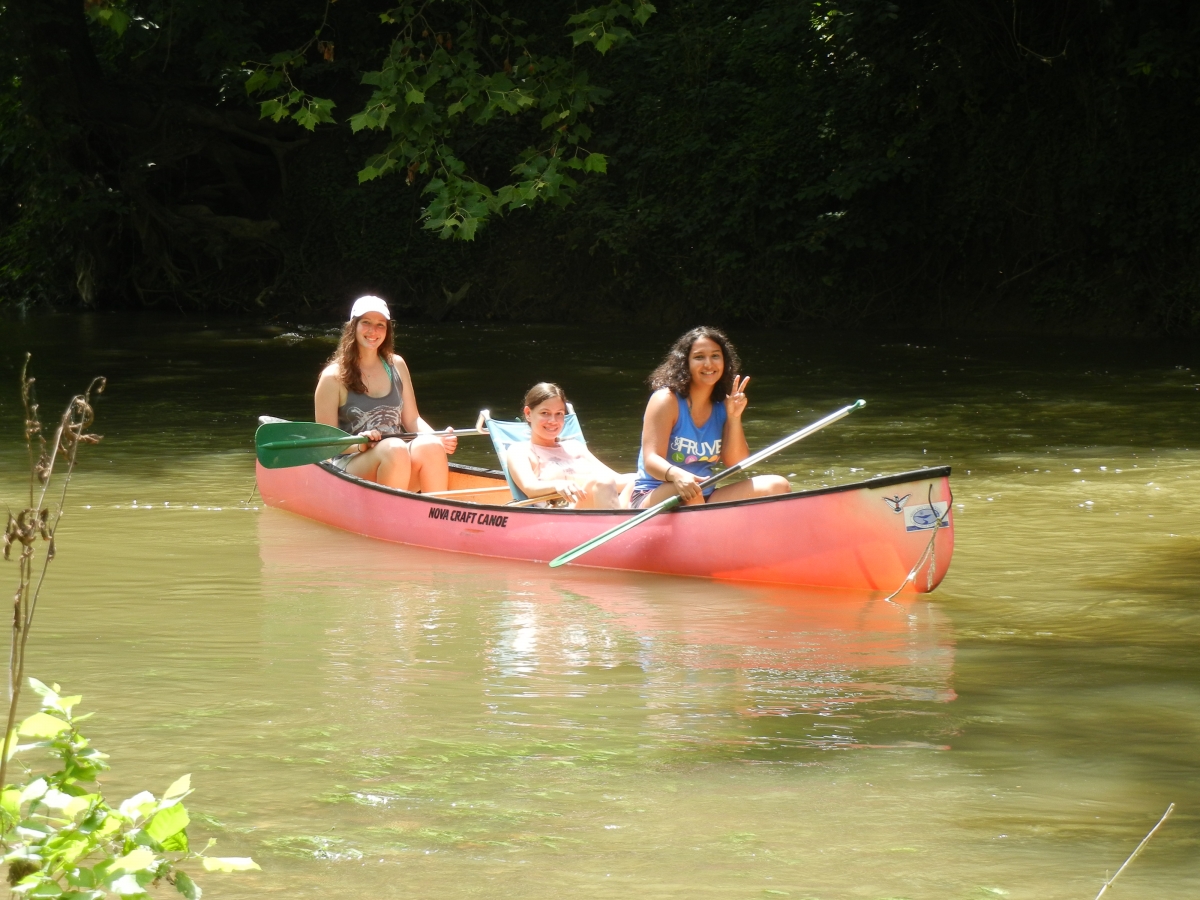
[2,1,1199,332]
[1,359,257,896]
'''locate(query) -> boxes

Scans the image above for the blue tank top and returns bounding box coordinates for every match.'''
[634,393,727,497]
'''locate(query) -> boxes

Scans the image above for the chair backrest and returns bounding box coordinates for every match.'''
[485,408,586,501]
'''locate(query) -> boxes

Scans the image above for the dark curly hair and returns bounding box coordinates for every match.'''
[647,326,741,402]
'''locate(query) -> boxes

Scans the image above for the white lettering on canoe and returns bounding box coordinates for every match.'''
[428,507,507,528]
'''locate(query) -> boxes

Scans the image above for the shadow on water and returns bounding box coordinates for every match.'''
[1084,536,1200,603]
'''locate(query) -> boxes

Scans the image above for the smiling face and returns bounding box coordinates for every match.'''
[354,312,389,355]
[687,336,725,391]
[525,396,567,446]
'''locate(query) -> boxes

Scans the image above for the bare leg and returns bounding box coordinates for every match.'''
[708,474,790,503]
[636,480,705,508]
[344,438,412,488]
[408,435,450,493]
[574,474,621,509]
[616,474,636,509]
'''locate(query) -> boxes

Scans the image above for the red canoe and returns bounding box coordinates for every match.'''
[256,457,954,592]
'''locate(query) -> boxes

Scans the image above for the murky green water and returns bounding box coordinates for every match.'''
[0,316,1197,899]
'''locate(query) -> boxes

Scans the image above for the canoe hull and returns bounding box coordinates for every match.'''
[256,461,954,593]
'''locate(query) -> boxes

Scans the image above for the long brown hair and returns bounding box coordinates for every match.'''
[522,382,568,418]
[647,326,741,402]
[327,315,395,394]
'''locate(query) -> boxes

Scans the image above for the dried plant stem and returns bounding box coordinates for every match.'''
[0,355,104,790]
[1094,803,1175,900]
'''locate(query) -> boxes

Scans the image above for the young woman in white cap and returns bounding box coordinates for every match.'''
[314,295,457,491]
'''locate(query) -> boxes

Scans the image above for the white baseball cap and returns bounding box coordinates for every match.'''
[349,295,391,321]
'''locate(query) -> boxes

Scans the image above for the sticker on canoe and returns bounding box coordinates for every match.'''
[904,501,949,532]
[428,507,508,528]
[883,493,911,513]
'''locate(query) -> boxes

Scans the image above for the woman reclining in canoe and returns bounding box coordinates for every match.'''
[506,383,635,509]
[314,295,457,492]
[631,326,790,508]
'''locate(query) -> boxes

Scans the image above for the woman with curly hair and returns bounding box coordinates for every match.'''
[314,295,457,491]
[630,326,790,508]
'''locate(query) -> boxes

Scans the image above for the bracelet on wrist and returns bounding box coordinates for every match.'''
[666,464,676,481]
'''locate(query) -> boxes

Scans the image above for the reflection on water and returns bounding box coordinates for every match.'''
[260,510,957,759]
[0,315,1197,898]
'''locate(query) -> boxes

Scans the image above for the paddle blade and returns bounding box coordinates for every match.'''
[255,421,359,469]
[549,495,681,568]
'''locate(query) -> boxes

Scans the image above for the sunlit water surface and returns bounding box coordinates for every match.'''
[0,316,1197,899]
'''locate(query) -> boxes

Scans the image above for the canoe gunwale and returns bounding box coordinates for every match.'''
[319,459,953,515]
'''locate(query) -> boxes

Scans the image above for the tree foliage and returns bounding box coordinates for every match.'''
[2,0,1200,331]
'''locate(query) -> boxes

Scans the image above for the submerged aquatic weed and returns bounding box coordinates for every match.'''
[262,835,362,861]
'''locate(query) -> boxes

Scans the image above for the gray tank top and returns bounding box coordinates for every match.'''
[338,359,404,433]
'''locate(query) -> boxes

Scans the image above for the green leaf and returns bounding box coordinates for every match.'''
[28,677,56,700]
[117,790,156,822]
[163,775,190,800]
[292,107,319,131]
[244,69,269,95]
[447,101,465,116]
[405,88,425,105]
[308,97,337,124]
[201,857,260,873]
[161,829,189,853]
[105,8,130,37]
[107,872,150,895]
[110,846,156,875]
[1,788,20,819]
[174,871,201,900]
[633,1,657,25]
[583,152,608,173]
[146,803,190,846]
[18,712,69,739]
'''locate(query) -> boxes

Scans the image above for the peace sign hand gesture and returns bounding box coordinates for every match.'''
[724,375,750,419]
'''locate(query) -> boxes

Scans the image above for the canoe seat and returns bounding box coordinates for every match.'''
[482,406,585,501]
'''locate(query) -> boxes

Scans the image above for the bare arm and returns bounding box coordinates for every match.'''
[315,365,377,452]
[314,365,345,428]
[639,390,677,481]
[640,390,702,502]
[720,375,751,466]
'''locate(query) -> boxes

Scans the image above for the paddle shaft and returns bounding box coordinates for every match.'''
[548,399,866,568]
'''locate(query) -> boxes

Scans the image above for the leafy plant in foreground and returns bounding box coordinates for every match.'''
[1,680,258,898]
[1,358,257,896]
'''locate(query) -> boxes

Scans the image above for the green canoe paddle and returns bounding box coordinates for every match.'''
[255,421,484,469]
[548,399,866,568]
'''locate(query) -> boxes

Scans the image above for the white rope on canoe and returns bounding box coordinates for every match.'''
[881,483,953,603]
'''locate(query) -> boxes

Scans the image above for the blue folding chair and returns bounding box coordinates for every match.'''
[481,406,585,501]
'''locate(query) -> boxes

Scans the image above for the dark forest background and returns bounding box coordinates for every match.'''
[3,0,1200,332]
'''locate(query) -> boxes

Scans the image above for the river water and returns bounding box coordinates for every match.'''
[0,315,1197,899]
